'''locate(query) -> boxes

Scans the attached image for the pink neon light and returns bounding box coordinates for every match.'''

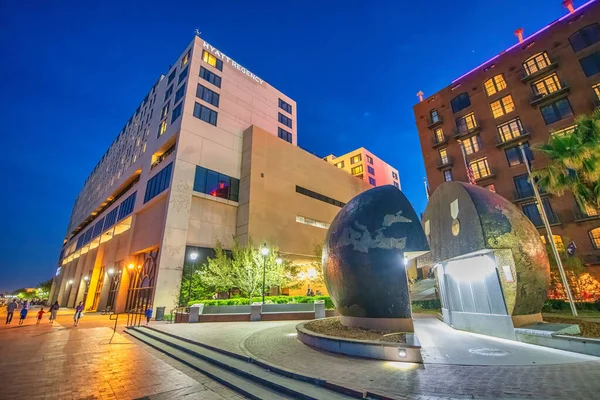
[451,0,597,84]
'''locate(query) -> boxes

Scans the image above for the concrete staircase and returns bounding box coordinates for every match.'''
[126,326,367,400]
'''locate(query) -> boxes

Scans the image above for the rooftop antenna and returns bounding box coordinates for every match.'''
[194,29,201,36]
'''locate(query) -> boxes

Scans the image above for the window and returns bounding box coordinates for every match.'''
[295,186,345,208]
[522,198,556,226]
[456,112,477,134]
[167,69,176,85]
[430,109,440,123]
[484,74,507,96]
[193,102,218,126]
[158,120,167,137]
[351,165,363,175]
[178,66,189,85]
[540,98,573,124]
[144,163,173,203]
[490,95,515,118]
[594,82,600,100]
[393,181,400,188]
[117,192,137,221]
[278,99,292,114]
[296,215,330,230]
[350,154,362,164]
[278,113,293,128]
[540,235,565,251]
[532,73,561,96]
[505,143,533,167]
[366,155,373,164]
[439,148,449,165]
[469,157,491,179]
[461,135,481,155]
[497,118,525,142]
[196,84,220,107]
[181,50,191,66]
[193,166,240,202]
[174,84,186,103]
[164,85,173,101]
[367,166,375,175]
[369,177,376,185]
[171,103,183,123]
[202,50,223,71]
[434,128,444,143]
[514,174,534,198]
[569,24,600,52]
[552,124,577,136]
[523,52,552,75]
[104,207,118,230]
[335,161,344,168]
[580,202,599,218]
[443,169,453,182]
[199,67,222,88]
[278,127,292,143]
[590,228,600,249]
[392,171,398,180]
[486,184,496,192]
[161,102,170,119]
[579,51,600,77]
[450,92,471,113]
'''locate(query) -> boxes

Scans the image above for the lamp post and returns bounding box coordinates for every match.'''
[188,252,199,305]
[261,246,269,304]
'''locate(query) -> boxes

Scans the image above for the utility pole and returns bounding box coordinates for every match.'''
[519,144,577,316]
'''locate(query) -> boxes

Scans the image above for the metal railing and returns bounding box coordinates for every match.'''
[151,144,176,170]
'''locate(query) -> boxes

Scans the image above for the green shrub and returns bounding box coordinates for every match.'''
[412,299,441,310]
[543,299,600,312]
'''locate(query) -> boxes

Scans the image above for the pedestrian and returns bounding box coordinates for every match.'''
[5,299,17,325]
[18,306,28,325]
[144,307,153,326]
[49,301,59,324]
[73,302,84,327]
[37,308,46,324]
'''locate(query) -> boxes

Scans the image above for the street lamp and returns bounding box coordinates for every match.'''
[68,280,73,285]
[187,252,199,305]
[261,246,269,304]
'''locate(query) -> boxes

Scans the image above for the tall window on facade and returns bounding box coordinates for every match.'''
[490,95,515,118]
[278,99,292,114]
[505,143,533,167]
[164,85,173,101]
[523,199,556,226]
[514,174,533,198]
[335,161,344,168]
[392,171,398,180]
[578,200,599,218]
[523,52,552,75]
[450,92,471,113]
[350,154,362,164]
[483,74,507,96]
[167,69,177,85]
[193,103,218,126]
[366,155,373,164]
[193,166,239,202]
[181,50,191,67]
[278,127,292,143]
[158,120,167,137]
[367,165,375,175]
[394,181,400,188]
[439,148,449,164]
[144,163,173,203]
[351,165,363,175]
[174,84,186,103]
[178,66,189,85]
[196,84,220,107]
[461,135,481,155]
[455,112,477,134]
[569,24,600,52]
[171,103,183,123]
[430,109,440,123]
[469,157,491,179]
[369,177,376,186]
[590,228,600,249]
[202,50,223,71]
[161,103,170,119]
[434,128,444,143]
[497,118,525,142]
[579,51,600,77]
[199,67,222,88]
[443,169,453,182]
[532,73,562,97]
[594,82,600,100]
[540,98,573,124]
[278,113,293,128]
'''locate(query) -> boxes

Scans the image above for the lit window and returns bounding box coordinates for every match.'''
[497,118,525,142]
[569,24,600,52]
[369,177,376,186]
[178,66,189,85]
[443,169,453,182]
[486,184,496,192]
[505,143,533,167]
[590,228,600,249]
[580,202,600,218]
[552,125,577,136]
[593,82,600,100]
[540,98,573,125]
[350,154,362,164]
[469,157,491,179]
[579,51,600,77]
[351,165,363,175]
[490,95,515,118]
[532,73,562,97]
[161,103,170,119]
[541,235,565,251]
[366,155,373,164]
[193,166,239,202]
[483,74,507,96]
[181,50,191,67]
[461,135,481,155]
[455,112,477,134]
[202,50,223,71]
[296,215,330,230]
[523,52,552,75]
[434,128,444,143]
[158,120,167,137]
[450,92,471,114]
[439,148,449,164]
[367,165,375,175]
[335,161,344,168]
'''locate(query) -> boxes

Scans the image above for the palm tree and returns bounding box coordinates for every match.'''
[533,109,600,210]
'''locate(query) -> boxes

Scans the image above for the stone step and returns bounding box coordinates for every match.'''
[127,326,358,400]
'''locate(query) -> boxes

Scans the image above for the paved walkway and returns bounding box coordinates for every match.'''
[0,306,245,400]
[154,315,600,399]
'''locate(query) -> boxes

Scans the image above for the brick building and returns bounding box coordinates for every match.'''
[413,0,600,277]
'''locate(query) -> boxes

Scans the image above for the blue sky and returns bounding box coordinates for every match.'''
[0,0,573,291]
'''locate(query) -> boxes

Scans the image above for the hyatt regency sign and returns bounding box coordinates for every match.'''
[202,41,264,85]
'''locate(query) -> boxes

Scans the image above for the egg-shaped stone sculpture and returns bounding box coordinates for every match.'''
[323,185,429,331]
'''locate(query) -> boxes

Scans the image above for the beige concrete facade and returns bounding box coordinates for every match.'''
[324,148,400,189]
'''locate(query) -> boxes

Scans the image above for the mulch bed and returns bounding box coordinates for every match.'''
[543,316,600,338]
[303,317,408,343]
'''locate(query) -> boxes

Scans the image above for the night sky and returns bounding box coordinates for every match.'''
[0,0,571,292]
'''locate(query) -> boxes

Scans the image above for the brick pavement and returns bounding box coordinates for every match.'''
[0,307,246,400]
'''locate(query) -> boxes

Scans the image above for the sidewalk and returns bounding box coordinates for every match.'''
[0,307,246,400]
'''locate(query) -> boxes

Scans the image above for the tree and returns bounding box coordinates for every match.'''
[532,109,600,209]
[37,279,53,300]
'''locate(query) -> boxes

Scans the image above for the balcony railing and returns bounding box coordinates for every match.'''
[573,206,600,222]
[452,123,481,139]
[513,185,547,202]
[431,135,447,148]
[427,116,443,129]
[151,144,176,170]
[436,156,453,169]
[496,131,530,147]
[521,61,559,83]
[528,210,560,227]
[530,85,570,106]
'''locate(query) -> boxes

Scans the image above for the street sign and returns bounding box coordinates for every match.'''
[567,240,577,257]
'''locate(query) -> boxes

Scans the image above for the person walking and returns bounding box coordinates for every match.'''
[73,302,84,327]
[5,299,17,325]
[49,301,59,324]
[37,308,46,324]
[144,307,153,326]
[18,306,28,325]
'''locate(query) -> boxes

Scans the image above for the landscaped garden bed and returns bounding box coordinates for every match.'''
[303,317,408,343]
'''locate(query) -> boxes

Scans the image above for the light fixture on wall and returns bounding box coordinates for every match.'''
[107,268,115,275]
[83,276,89,281]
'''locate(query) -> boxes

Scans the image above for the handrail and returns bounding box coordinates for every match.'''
[109,312,122,343]
[169,306,188,324]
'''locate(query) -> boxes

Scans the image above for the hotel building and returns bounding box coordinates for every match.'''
[323,148,400,189]
[50,35,372,313]
[413,0,600,277]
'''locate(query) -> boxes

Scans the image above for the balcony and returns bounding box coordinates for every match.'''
[573,206,600,222]
[530,85,570,107]
[431,135,448,149]
[151,143,176,169]
[496,131,531,148]
[452,124,482,139]
[427,116,443,129]
[436,156,453,169]
[512,186,548,203]
[521,62,559,83]
[474,172,495,182]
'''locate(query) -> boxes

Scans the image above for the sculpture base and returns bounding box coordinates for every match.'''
[341,315,414,332]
